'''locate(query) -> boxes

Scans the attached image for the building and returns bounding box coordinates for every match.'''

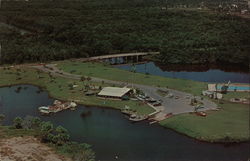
[98,87,132,99]
[207,84,217,92]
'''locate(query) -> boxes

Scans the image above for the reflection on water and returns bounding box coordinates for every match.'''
[0,85,249,161]
[115,62,250,83]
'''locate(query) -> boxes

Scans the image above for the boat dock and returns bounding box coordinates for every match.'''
[38,100,77,114]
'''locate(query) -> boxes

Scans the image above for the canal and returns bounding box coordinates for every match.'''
[0,85,249,161]
[115,62,250,83]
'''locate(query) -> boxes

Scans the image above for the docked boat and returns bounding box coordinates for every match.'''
[129,114,148,122]
[38,100,77,114]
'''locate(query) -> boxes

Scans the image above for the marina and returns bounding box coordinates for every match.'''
[0,85,249,161]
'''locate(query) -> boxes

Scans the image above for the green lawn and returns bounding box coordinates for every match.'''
[160,102,249,142]
[0,126,39,139]
[0,67,154,115]
[222,92,250,101]
[57,61,206,96]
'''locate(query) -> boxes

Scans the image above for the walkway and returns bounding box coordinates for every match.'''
[32,64,218,120]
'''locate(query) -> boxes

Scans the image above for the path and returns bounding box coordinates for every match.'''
[32,64,218,120]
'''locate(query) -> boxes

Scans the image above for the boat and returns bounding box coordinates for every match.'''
[38,100,77,114]
[38,106,50,114]
[129,114,148,122]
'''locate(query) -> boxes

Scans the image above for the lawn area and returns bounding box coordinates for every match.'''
[0,126,38,139]
[0,67,154,115]
[57,61,207,96]
[222,92,250,101]
[160,102,249,142]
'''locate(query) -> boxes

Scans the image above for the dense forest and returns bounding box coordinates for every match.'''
[0,0,249,67]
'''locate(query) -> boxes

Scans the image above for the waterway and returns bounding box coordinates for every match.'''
[0,85,249,161]
[115,62,250,83]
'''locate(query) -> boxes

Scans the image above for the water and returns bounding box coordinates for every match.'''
[217,85,250,91]
[0,85,249,161]
[115,62,250,83]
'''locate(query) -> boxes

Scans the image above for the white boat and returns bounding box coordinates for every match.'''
[38,106,50,114]
[38,106,49,110]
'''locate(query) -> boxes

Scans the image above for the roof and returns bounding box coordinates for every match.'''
[208,84,217,92]
[98,87,131,97]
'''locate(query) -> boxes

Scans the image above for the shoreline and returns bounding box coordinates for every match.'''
[1,83,249,144]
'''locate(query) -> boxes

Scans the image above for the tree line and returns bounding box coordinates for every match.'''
[0,0,249,68]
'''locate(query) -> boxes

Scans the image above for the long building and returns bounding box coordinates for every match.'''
[98,87,132,99]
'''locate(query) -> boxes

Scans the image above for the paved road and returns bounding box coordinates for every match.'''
[32,64,218,117]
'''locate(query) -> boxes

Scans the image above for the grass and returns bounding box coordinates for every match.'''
[0,67,154,115]
[222,92,250,101]
[0,126,95,160]
[0,63,249,142]
[57,60,250,142]
[57,61,207,96]
[0,126,39,139]
[160,102,249,142]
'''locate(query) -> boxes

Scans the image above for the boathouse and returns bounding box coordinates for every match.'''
[98,87,132,99]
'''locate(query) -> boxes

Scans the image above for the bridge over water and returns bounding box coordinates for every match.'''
[78,52,159,64]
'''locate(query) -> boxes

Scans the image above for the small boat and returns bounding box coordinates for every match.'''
[129,115,148,122]
[38,106,50,114]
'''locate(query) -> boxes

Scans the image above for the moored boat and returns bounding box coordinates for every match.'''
[38,100,77,114]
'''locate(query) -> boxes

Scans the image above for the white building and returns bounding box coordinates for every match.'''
[98,87,132,99]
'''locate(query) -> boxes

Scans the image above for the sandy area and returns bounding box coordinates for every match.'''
[0,136,72,161]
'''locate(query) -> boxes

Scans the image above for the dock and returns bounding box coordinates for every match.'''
[38,100,77,114]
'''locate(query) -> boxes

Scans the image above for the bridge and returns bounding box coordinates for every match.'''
[77,52,160,64]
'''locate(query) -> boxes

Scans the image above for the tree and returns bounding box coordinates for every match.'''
[0,114,5,125]
[54,126,70,145]
[40,121,54,142]
[13,117,23,129]
[80,76,86,82]
[21,116,41,129]
[87,77,91,81]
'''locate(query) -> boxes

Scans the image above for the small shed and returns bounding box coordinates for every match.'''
[208,84,217,92]
[98,87,132,99]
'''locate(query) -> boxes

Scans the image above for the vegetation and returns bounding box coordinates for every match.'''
[0,62,249,142]
[58,61,207,96]
[58,61,250,142]
[160,102,249,142]
[0,66,154,115]
[0,0,249,67]
[0,116,95,161]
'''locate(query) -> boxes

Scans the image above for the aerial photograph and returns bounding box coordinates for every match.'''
[0,0,249,161]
